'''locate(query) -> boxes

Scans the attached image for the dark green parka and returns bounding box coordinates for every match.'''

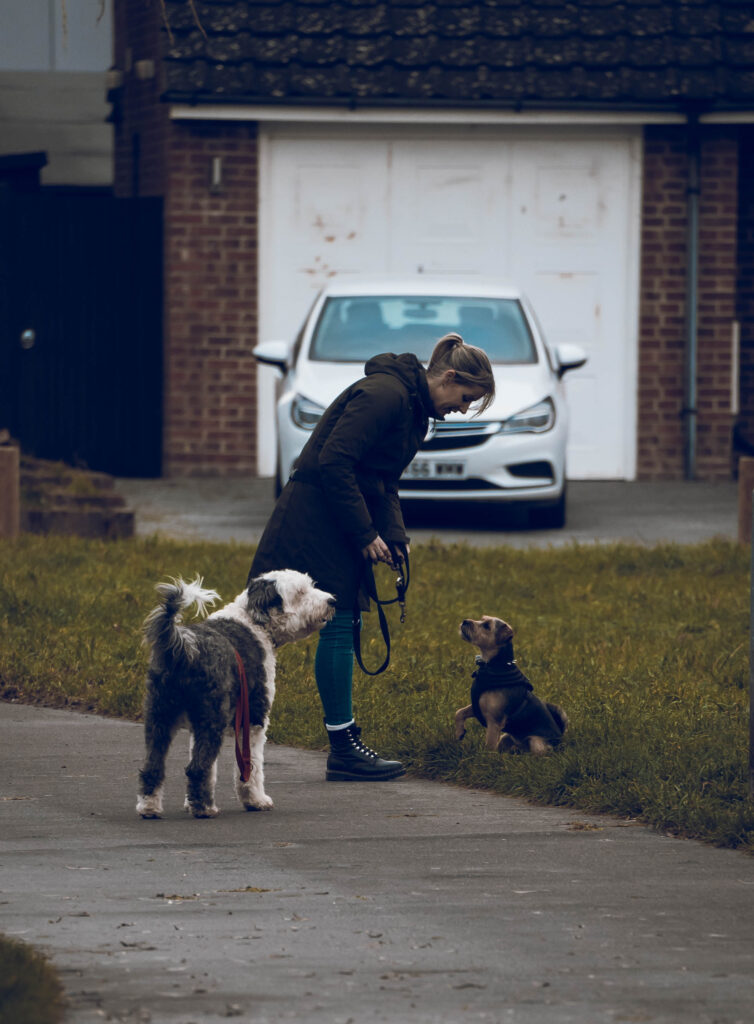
[248,353,434,608]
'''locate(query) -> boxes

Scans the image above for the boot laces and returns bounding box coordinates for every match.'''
[351,726,379,760]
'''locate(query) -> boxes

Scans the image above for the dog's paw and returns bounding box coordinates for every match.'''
[497,733,519,755]
[136,794,163,819]
[243,793,274,812]
[190,804,220,818]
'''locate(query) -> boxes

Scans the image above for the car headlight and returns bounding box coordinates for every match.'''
[291,394,325,430]
[497,398,555,434]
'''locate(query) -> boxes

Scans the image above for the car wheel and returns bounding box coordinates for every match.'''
[529,486,567,529]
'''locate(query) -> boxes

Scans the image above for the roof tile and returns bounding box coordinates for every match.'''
[345,3,391,34]
[621,65,679,99]
[246,34,299,64]
[476,36,530,67]
[579,7,627,36]
[728,67,754,98]
[677,68,725,99]
[297,35,347,63]
[391,6,438,36]
[346,36,394,65]
[481,7,529,37]
[674,4,722,36]
[581,36,629,66]
[529,6,582,37]
[435,5,482,35]
[725,36,754,67]
[530,36,587,66]
[626,6,673,36]
[296,4,345,32]
[393,36,440,66]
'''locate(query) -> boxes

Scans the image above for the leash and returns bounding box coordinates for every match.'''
[353,548,410,676]
[233,648,251,783]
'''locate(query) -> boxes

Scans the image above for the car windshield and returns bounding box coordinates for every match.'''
[308,295,537,364]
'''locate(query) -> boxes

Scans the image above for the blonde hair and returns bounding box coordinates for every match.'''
[427,333,495,415]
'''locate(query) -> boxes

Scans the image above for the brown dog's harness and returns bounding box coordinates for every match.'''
[233,649,251,782]
[470,645,532,727]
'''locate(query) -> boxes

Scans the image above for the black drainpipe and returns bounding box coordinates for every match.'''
[684,110,701,480]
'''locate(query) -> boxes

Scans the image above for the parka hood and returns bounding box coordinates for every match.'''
[364,353,434,418]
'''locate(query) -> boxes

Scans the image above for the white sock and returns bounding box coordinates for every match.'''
[325,719,354,732]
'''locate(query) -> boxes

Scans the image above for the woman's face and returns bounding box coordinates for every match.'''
[428,371,488,419]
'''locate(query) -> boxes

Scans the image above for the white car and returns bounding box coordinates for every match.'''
[254,276,587,528]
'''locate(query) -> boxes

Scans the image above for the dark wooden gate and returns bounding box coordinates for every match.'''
[0,189,163,477]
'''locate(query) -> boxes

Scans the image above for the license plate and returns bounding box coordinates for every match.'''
[402,460,466,479]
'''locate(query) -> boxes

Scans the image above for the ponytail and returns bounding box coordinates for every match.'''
[427,333,495,414]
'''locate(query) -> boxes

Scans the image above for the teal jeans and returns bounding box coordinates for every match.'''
[314,609,356,727]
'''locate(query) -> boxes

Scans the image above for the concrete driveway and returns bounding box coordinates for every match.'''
[115,476,739,548]
[2,701,753,1024]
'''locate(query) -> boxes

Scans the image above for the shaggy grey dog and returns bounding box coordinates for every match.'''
[136,570,335,819]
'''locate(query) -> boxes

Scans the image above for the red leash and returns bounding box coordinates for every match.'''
[234,649,251,783]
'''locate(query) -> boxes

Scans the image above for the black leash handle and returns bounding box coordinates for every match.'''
[352,548,410,676]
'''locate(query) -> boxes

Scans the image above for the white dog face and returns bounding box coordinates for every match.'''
[248,569,336,645]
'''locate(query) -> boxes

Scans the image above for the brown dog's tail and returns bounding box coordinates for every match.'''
[547,702,568,735]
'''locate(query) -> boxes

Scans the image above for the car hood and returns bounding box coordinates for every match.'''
[290,360,554,422]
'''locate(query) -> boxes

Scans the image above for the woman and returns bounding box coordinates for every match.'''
[247,333,495,781]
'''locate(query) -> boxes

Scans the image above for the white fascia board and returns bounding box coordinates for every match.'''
[699,111,754,124]
[169,103,687,126]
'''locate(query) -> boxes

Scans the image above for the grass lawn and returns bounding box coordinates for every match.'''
[1,534,752,851]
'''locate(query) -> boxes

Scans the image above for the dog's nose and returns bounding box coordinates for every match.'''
[461,619,471,627]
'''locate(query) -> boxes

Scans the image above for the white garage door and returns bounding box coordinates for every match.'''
[258,125,641,479]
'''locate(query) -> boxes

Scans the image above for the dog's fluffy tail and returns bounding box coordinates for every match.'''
[143,577,220,662]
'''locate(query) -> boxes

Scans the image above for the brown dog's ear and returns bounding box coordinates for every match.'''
[246,577,283,624]
[495,620,514,646]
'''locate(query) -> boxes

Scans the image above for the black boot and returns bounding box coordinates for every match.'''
[326,724,405,782]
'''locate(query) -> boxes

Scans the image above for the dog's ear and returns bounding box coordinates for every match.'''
[246,577,283,624]
[495,620,514,646]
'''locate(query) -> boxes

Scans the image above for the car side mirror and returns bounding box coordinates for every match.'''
[253,340,291,372]
[554,343,588,378]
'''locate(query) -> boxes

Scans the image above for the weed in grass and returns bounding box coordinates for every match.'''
[0,934,65,1024]
[0,535,752,849]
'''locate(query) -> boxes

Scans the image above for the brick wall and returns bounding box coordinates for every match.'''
[163,121,259,476]
[112,0,168,198]
[737,127,754,459]
[697,130,738,480]
[637,126,738,481]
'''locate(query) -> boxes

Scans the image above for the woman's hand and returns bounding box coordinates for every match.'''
[362,535,398,567]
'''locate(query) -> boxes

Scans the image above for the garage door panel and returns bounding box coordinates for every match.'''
[532,163,607,238]
[390,142,508,276]
[294,163,379,269]
[511,139,636,478]
[264,138,390,330]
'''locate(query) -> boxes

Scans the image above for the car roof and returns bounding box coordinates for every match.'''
[317,275,524,300]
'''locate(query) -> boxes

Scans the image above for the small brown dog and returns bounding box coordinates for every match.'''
[454,616,567,755]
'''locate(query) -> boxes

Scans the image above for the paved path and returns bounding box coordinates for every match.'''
[2,702,753,1024]
[114,477,739,549]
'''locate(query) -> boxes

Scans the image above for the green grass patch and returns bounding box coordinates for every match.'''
[1,534,752,850]
[0,934,65,1024]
